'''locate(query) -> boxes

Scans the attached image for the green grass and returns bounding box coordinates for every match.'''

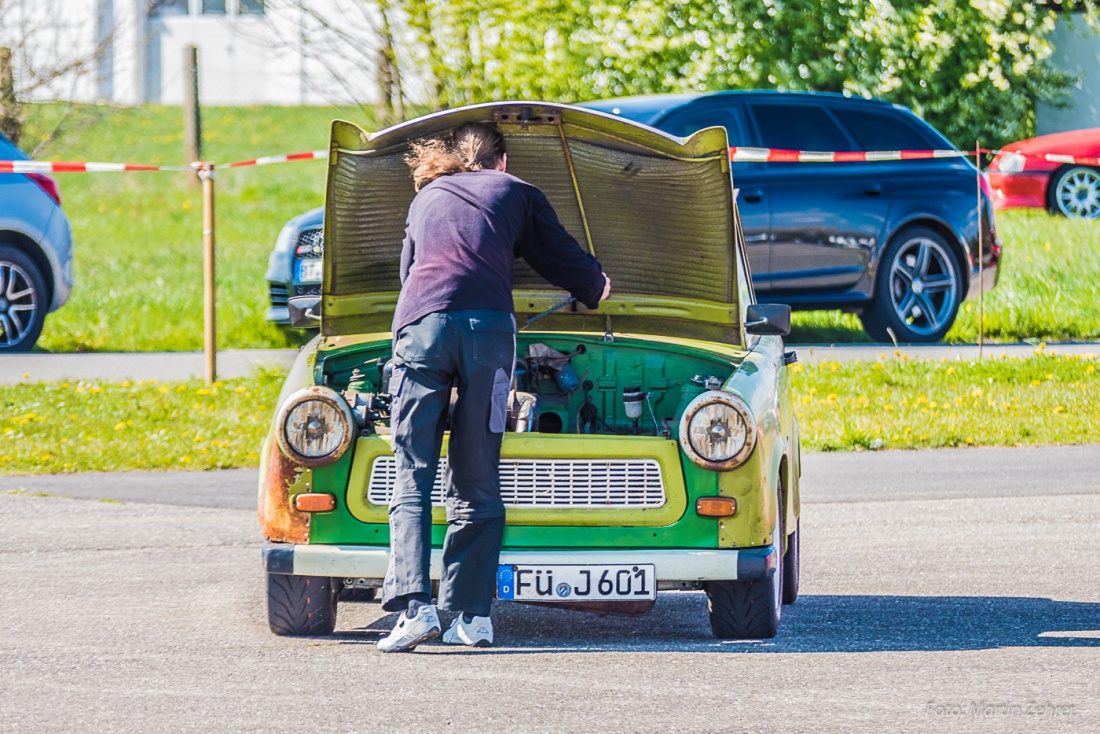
[16,104,1100,351]
[3,352,1097,475]
[23,104,372,352]
[0,372,283,475]
[791,350,1100,451]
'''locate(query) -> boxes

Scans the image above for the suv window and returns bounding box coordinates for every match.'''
[655,105,746,144]
[748,104,854,152]
[831,108,934,151]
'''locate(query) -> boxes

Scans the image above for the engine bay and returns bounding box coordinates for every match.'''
[320,335,739,437]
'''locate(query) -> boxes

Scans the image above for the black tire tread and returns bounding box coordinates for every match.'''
[267,573,337,636]
[706,578,779,639]
[782,519,800,605]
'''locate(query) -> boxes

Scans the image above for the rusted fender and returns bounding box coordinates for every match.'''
[258,435,313,544]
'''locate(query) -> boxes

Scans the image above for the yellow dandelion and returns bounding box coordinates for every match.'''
[114,422,126,431]
[158,385,170,393]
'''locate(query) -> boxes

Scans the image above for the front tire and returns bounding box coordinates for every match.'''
[782,518,800,605]
[860,227,962,344]
[706,510,783,639]
[0,245,48,353]
[267,573,338,636]
[1050,166,1100,220]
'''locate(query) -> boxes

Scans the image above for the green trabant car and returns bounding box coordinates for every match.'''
[259,102,802,640]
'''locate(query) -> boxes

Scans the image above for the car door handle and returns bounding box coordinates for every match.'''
[863,184,882,197]
[741,189,764,203]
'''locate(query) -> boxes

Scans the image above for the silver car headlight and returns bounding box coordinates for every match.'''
[275,386,354,467]
[997,152,1026,173]
[678,391,757,471]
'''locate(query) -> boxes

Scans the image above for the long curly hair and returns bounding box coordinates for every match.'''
[405,122,506,191]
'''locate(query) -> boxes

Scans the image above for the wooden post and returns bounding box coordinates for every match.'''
[183,45,202,185]
[0,46,22,144]
[199,163,216,384]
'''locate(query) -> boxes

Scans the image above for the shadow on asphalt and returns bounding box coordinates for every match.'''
[326,592,1100,653]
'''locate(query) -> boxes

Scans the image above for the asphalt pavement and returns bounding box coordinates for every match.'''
[3,341,1099,384]
[4,443,1100,508]
[2,446,1099,732]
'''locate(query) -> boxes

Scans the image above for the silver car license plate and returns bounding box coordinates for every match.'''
[497,564,656,602]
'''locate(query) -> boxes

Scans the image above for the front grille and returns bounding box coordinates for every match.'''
[366,457,666,509]
[296,228,323,255]
[294,285,321,296]
[269,283,290,306]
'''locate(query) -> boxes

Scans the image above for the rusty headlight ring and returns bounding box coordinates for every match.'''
[275,386,355,468]
[678,391,757,471]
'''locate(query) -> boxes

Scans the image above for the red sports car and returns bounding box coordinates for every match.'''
[987,128,1100,220]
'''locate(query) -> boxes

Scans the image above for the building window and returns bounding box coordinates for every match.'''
[202,0,227,14]
[238,0,266,14]
[148,0,189,16]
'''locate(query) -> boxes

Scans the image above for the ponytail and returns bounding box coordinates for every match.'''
[405,122,506,191]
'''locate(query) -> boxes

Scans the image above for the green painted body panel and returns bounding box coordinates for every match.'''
[275,331,797,554]
[259,103,800,563]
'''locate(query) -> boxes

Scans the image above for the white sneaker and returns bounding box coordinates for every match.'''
[377,605,441,653]
[442,614,493,647]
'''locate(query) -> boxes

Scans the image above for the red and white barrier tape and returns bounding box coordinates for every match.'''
[0,149,328,174]
[728,147,967,163]
[990,150,1100,167]
[219,150,328,168]
[0,160,189,173]
[2,146,1097,172]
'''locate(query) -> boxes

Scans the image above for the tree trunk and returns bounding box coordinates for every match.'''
[0,47,24,144]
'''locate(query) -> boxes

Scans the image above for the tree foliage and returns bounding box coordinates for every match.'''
[384,0,1094,148]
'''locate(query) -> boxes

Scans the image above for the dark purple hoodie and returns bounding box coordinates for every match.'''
[392,169,606,334]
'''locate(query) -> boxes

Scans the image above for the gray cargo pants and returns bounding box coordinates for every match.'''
[381,309,515,617]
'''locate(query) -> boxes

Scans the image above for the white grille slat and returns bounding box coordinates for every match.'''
[366,457,666,509]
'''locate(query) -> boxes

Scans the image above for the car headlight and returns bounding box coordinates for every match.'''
[275,386,355,467]
[996,152,1026,173]
[678,391,757,471]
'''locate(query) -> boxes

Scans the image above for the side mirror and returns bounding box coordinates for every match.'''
[745,303,791,336]
[288,296,322,329]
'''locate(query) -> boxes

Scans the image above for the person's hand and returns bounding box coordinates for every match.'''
[600,272,611,301]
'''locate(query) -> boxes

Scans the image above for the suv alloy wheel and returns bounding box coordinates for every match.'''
[860,227,962,343]
[0,245,47,353]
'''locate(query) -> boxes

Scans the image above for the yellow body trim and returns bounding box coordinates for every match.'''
[345,433,688,527]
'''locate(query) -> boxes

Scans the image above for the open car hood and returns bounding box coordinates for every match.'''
[323,102,746,344]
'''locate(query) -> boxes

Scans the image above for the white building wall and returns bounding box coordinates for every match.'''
[0,0,386,106]
[1037,14,1100,136]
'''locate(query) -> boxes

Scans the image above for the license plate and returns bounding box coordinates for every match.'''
[296,258,323,283]
[497,564,656,602]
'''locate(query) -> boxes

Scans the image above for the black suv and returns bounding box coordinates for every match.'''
[581,91,1001,343]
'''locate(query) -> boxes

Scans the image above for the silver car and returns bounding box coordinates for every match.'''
[0,132,74,352]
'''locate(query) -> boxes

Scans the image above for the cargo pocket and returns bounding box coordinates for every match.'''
[490,367,509,434]
[471,313,517,368]
[388,365,407,427]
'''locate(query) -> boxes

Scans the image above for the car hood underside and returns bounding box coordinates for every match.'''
[322,102,745,344]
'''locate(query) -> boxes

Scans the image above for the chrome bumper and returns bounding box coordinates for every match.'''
[263,541,777,582]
